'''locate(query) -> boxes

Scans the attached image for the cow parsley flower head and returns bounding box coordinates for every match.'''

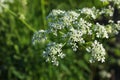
[107,20,120,34]
[94,23,109,38]
[47,10,80,35]
[61,11,80,27]
[32,3,120,66]
[68,28,85,51]
[80,7,99,19]
[116,20,120,30]
[47,10,65,35]
[69,28,84,42]
[47,9,65,18]
[32,30,47,45]
[76,18,92,35]
[100,6,114,17]
[86,40,106,63]
[43,42,65,66]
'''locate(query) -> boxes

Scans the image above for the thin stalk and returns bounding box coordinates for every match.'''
[41,0,47,29]
[1,5,36,32]
[9,10,35,32]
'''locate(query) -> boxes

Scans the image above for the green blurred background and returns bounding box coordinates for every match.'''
[0,0,120,80]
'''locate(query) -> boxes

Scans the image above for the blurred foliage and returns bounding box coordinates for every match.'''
[0,0,120,80]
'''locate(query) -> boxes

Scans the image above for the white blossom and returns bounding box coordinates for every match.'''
[94,23,109,38]
[32,3,120,65]
[47,9,65,18]
[107,20,120,34]
[80,7,99,19]
[100,6,114,17]
[68,28,85,51]
[47,10,80,35]
[75,18,92,35]
[86,40,106,63]
[42,42,65,66]
[62,11,80,26]
[32,30,47,45]
[69,28,84,42]
[99,70,111,79]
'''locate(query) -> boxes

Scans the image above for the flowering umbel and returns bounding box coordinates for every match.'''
[86,40,106,63]
[32,0,120,66]
[42,42,65,66]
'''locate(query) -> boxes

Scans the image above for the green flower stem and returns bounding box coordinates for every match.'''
[1,5,36,32]
[41,0,47,29]
[9,10,35,32]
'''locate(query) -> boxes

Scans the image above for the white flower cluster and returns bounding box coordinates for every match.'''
[86,40,106,63]
[42,42,65,66]
[33,4,120,65]
[68,28,84,51]
[0,0,14,13]
[74,18,92,35]
[94,23,109,38]
[109,0,120,8]
[80,7,99,19]
[32,30,47,45]
[47,10,80,35]
[106,20,120,34]
[67,18,92,51]
[100,6,114,17]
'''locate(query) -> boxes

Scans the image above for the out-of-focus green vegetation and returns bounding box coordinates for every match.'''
[0,0,120,80]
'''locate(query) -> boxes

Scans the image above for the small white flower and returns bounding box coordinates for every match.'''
[67,27,85,51]
[117,20,120,24]
[87,40,106,63]
[47,9,65,18]
[62,11,80,26]
[94,23,109,38]
[107,20,120,34]
[32,30,47,45]
[43,42,65,66]
[80,7,98,19]
[74,18,92,35]
[86,47,91,52]
[100,6,114,17]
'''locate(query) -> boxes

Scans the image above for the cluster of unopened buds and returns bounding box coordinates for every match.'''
[32,0,120,66]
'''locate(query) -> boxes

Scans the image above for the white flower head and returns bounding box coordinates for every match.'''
[32,30,47,45]
[73,18,92,35]
[47,9,65,18]
[80,7,99,19]
[43,42,65,66]
[100,6,114,17]
[87,40,106,63]
[62,11,80,26]
[94,23,109,38]
[68,28,85,51]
